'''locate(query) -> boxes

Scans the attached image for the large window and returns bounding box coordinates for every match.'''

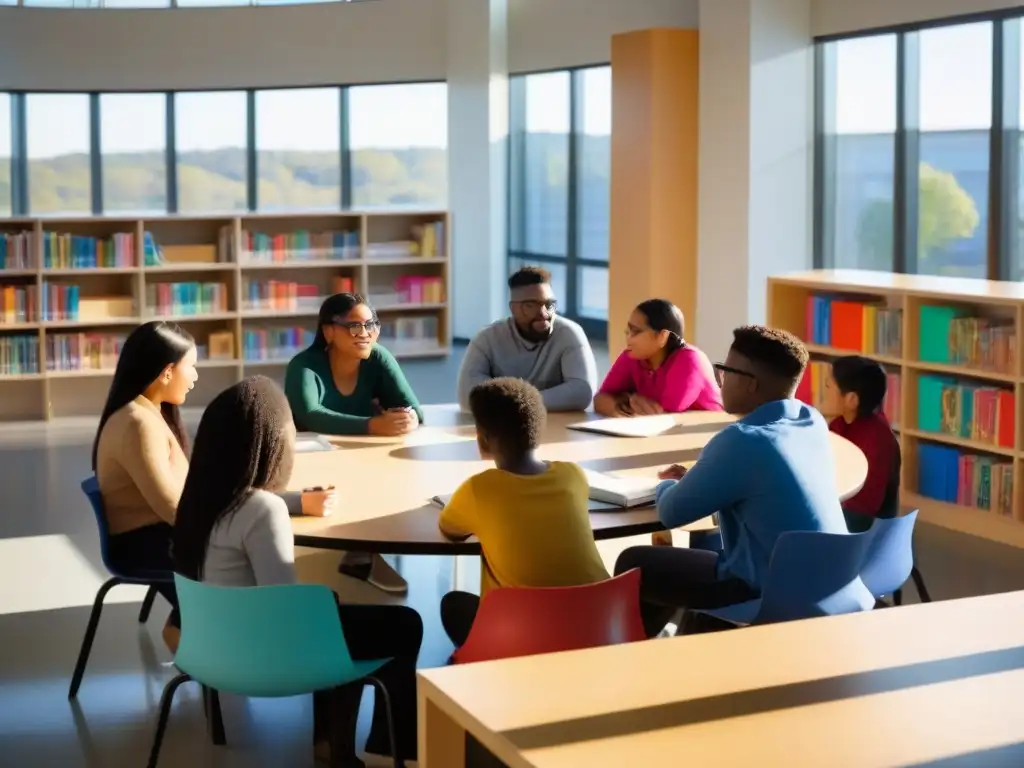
[100,93,167,214]
[26,94,91,215]
[255,88,340,211]
[175,91,248,212]
[508,65,611,338]
[348,83,448,207]
[0,94,10,217]
[816,14,1022,281]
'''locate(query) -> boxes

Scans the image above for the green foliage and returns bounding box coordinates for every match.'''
[856,162,980,267]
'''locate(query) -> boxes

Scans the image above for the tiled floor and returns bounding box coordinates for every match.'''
[3,343,1024,767]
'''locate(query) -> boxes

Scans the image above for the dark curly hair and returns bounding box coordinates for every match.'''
[731,325,809,383]
[468,377,546,456]
[508,266,551,290]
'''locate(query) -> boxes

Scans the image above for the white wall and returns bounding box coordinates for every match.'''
[814,0,1024,37]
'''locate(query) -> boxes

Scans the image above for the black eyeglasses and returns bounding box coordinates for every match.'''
[713,363,757,386]
[512,299,558,315]
[333,319,381,337]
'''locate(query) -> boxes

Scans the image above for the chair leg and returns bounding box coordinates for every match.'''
[911,567,932,603]
[138,585,159,624]
[146,672,191,768]
[365,676,402,768]
[892,588,903,606]
[202,686,227,746]
[68,577,123,699]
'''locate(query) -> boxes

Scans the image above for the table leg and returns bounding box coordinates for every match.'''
[419,690,466,767]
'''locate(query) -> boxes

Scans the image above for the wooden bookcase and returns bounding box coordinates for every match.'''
[768,269,1024,548]
[0,210,450,421]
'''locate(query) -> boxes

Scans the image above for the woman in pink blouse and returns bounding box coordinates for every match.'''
[594,299,723,417]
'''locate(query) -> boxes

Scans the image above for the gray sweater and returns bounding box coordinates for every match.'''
[202,490,299,587]
[457,317,597,412]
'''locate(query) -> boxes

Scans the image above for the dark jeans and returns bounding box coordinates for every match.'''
[314,603,423,762]
[440,590,481,648]
[614,546,758,638]
[107,523,180,628]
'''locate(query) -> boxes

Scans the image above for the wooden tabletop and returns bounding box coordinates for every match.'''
[418,591,1024,767]
[289,405,868,554]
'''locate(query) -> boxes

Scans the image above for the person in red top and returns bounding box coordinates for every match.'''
[825,356,901,524]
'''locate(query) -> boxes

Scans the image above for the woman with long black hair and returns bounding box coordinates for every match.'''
[93,320,198,652]
[173,376,422,766]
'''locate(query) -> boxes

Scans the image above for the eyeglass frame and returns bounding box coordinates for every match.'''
[330,317,382,337]
[713,362,757,387]
[510,298,558,316]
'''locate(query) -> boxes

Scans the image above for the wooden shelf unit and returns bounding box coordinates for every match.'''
[0,210,451,421]
[768,269,1024,547]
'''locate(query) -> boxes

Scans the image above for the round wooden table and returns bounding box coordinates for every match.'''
[289,405,868,555]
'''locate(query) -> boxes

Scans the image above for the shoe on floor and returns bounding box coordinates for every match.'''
[314,739,366,767]
[367,555,408,594]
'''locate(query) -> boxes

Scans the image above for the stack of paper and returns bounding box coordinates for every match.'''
[567,415,678,438]
[295,432,334,453]
[582,468,660,508]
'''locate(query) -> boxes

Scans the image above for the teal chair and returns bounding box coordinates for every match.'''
[146,575,400,768]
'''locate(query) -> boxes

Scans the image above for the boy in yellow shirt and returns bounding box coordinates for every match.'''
[438,377,609,647]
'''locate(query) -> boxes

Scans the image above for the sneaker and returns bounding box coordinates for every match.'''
[367,555,408,594]
[338,552,373,582]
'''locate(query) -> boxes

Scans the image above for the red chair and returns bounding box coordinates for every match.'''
[452,569,647,664]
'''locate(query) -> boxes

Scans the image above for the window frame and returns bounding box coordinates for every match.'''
[507,63,610,341]
[814,8,1024,281]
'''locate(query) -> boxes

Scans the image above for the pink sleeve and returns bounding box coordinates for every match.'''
[659,348,718,412]
[598,351,635,395]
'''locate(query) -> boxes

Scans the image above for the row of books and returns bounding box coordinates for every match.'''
[365,220,446,260]
[796,361,901,426]
[242,327,315,362]
[46,332,126,372]
[805,296,902,357]
[917,376,1015,448]
[236,229,361,264]
[918,443,1014,517]
[394,276,445,305]
[0,284,37,324]
[243,281,320,312]
[919,306,1016,374]
[144,283,229,317]
[42,283,79,321]
[43,232,137,270]
[379,315,439,343]
[0,334,39,375]
[1,233,33,270]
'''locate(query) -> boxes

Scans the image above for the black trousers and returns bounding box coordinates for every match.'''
[440,590,481,648]
[614,546,758,638]
[107,522,180,628]
[314,603,423,762]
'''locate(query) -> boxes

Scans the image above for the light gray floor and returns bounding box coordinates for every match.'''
[2,342,1024,767]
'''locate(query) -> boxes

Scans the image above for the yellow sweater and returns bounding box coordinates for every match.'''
[95,396,189,535]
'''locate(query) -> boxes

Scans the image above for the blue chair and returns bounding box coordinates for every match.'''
[847,507,932,605]
[698,530,875,627]
[69,476,173,699]
[859,509,919,604]
[146,575,400,768]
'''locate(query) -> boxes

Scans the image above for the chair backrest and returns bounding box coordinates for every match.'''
[173,574,366,697]
[859,509,918,598]
[756,530,875,623]
[453,569,647,665]
[81,476,116,573]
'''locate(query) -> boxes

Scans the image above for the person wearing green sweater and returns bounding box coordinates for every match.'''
[284,292,423,593]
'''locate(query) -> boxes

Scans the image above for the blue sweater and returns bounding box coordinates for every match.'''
[656,399,848,590]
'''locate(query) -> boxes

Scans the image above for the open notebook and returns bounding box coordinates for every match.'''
[295,432,334,453]
[567,414,678,438]
[430,470,659,510]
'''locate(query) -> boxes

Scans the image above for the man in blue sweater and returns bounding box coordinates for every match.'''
[614,325,848,637]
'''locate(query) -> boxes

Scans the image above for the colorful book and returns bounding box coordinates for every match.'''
[917,375,1014,448]
[0,334,39,374]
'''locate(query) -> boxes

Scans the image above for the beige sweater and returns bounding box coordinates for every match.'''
[96,396,189,535]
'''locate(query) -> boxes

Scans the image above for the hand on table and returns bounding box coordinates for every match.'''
[613,393,634,417]
[301,485,337,517]
[629,394,664,416]
[368,408,418,437]
[658,464,687,481]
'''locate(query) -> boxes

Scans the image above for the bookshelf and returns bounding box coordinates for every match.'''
[769,269,1024,548]
[0,210,450,421]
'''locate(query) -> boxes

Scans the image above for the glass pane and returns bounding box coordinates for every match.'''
[508,257,566,308]
[824,34,897,270]
[255,88,340,211]
[103,0,170,6]
[577,265,608,321]
[577,67,611,263]
[176,91,248,213]
[101,93,167,214]
[0,94,10,217]
[23,0,98,6]
[915,22,991,278]
[27,94,91,215]
[512,72,570,257]
[177,0,247,5]
[349,82,447,207]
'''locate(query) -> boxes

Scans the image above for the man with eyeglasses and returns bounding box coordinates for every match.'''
[457,267,598,412]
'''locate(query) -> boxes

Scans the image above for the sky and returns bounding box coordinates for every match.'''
[6,67,611,160]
